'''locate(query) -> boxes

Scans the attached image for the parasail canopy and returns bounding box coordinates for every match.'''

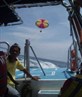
[35,19,49,29]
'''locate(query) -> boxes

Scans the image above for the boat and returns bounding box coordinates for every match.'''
[0,0,82,97]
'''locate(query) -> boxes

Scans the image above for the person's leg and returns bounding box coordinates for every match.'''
[7,85,20,97]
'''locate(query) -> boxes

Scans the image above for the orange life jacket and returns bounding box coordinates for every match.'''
[70,50,77,71]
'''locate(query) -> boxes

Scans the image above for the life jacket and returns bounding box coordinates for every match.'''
[70,50,77,71]
[0,51,7,96]
[59,76,82,97]
[71,59,77,71]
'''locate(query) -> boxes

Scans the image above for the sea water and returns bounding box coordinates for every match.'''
[16,56,70,79]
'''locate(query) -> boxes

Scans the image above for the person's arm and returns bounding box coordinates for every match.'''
[16,59,40,80]
[22,69,40,81]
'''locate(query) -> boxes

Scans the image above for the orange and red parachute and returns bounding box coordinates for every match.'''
[35,19,49,32]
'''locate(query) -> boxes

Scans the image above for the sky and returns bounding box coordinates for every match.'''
[0,4,73,62]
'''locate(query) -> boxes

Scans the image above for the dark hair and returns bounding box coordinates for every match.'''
[9,43,20,55]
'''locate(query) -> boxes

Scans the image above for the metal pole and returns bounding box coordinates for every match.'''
[25,39,30,72]
[0,41,10,52]
[30,46,46,76]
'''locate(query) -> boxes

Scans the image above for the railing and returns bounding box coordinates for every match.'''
[0,41,10,53]
[30,45,46,76]
[24,39,46,77]
[62,0,82,72]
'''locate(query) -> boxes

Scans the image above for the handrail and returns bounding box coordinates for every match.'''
[62,0,82,58]
[62,0,82,72]
[30,45,46,76]
[69,0,82,57]
[24,39,46,77]
[0,41,10,53]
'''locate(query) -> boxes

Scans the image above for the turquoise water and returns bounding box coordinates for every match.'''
[16,67,71,79]
[16,57,70,79]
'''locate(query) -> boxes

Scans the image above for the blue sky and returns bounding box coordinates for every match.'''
[0,4,73,62]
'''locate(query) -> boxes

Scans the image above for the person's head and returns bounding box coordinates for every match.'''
[9,43,20,57]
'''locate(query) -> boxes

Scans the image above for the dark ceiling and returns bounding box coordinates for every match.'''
[0,0,62,6]
[0,0,62,26]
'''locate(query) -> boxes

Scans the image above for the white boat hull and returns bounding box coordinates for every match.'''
[16,78,66,97]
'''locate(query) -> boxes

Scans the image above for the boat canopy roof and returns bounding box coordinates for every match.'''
[0,0,62,26]
[0,0,62,7]
[0,0,81,26]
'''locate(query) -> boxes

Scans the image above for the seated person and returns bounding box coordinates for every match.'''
[7,43,40,97]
